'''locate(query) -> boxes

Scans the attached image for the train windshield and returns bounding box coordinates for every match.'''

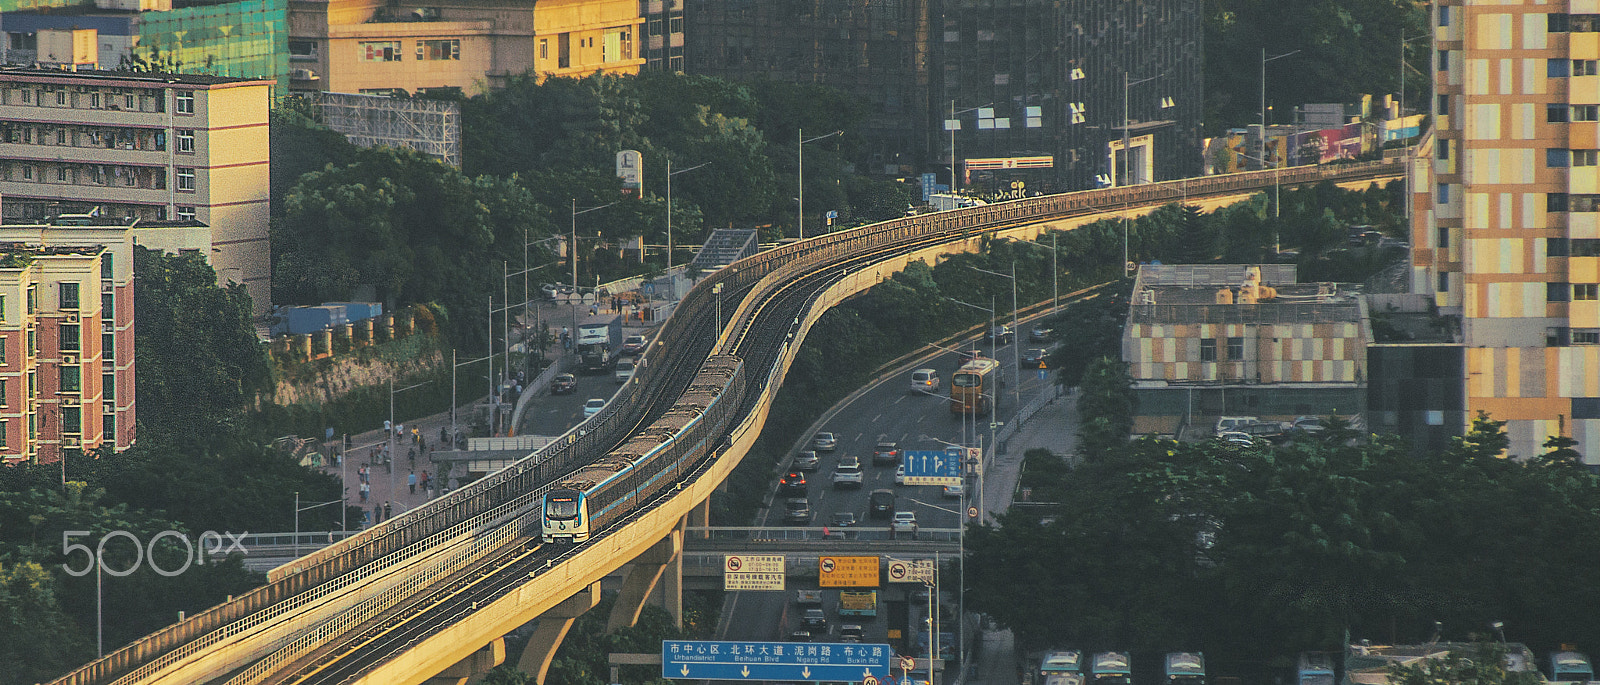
[952,372,981,387]
[546,496,579,519]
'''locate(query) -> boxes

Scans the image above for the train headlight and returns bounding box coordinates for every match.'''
[560,522,567,530]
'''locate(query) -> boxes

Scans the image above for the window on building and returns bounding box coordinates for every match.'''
[1438,272,1449,292]
[27,413,35,441]
[1578,60,1600,76]
[1438,50,1450,71]
[62,406,80,435]
[177,167,195,192]
[1549,326,1572,346]
[1550,237,1571,256]
[1573,238,1600,256]
[60,324,79,352]
[101,254,112,281]
[0,294,5,323]
[0,379,6,407]
[0,336,5,363]
[1437,183,1450,203]
[670,16,682,33]
[26,330,35,358]
[175,91,194,114]
[1226,337,1244,360]
[1573,397,1600,419]
[102,333,114,360]
[289,40,318,61]
[1573,329,1600,345]
[26,287,35,314]
[55,90,66,105]
[176,129,194,154]
[1437,94,1449,114]
[55,128,65,144]
[417,39,460,60]
[1549,282,1572,302]
[90,93,100,108]
[1551,13,1572,32]
[19,89,29,104]
[60,365,79,393]
[558,33,571,68]
[124,94,133,110]
[1577,150,1600,166]
[360,40,402,61]
[1576,105,1600,122]
[1575,195,1600,211]
[1550,58,1571,77]
[1438,226,1451,248]
[176,206,196,220]
[1439,6,1450,26]
[539,38,548,59]
[1550,192,1571,212]
[1548,148,1571,167]
[1436,139,1450,160]
[1577,284,1600,300]
[21,166,31,181]
[102,414,114,441]
[1199,339,1217,362]
[1549,104,1571,122]
[102,373,114,401]
[26,371,34,399]
[59,282,78,310]
[56,166,68,182]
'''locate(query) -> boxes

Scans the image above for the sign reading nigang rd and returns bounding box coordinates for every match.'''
[662,640,891,681]
[819,556,879,587]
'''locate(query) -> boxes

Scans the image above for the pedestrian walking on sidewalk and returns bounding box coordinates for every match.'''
[359,482,369,502]
[373,504,382,524]
[408,471,417,494]
[383,501,393,521]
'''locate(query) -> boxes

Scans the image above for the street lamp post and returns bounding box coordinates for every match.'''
[294,492,344,557]
[797,129,842,240]
[909,495,967,673]
[388,378,430,507]
[1118,72,1164,276]
[1234,151,1284,252]
[944,102,994,194]
[571,199,620,292]
[1259,48,1302,168]
[713,282,724,335]
[970,263,1020,411]
[666,160,710,301]
[1018,234,1059,315]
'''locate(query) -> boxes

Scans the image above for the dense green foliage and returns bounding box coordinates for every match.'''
[482,594,717,685]
[1076,358,1136,458]
[1205,0,1429,134]
[1387,641,1547,685]
[966,416,1600,679]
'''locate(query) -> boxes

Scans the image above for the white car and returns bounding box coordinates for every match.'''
[812,432,838,452]
[891,511,918,537]
[614,357,636,383]
[832,464,864,488]
[582,398,606,418]
[894,464,909,485]
[909,368,941,394]
[942,482,966,498]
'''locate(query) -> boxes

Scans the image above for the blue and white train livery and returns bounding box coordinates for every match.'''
[543,355,744,544]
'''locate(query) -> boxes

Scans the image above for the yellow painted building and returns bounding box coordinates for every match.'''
[0,69,272,313]
[1414,0,1600,461]
[287,0,645,96]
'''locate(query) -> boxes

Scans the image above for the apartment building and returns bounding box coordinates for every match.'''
[1414,1,1600,462]
[1121,264,1370,437]
[286,0,644,96]
[0,69,272,312]
[0,218,139,464]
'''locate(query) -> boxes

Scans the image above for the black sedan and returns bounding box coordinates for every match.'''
[550,373,577,395]
[779,471,808,496]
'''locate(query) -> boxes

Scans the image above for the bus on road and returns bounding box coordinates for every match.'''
[950,358,1000,416]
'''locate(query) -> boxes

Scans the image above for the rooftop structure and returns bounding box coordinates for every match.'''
[691,229,758,271]
[1343,642,1538,685]
[300,91,460,167]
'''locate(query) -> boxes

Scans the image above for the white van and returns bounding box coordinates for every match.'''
[909,368,941,394]
[614,357,637,383]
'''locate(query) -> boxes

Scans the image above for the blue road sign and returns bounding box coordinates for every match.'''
[663,640,892,681]
[902,450,963,485]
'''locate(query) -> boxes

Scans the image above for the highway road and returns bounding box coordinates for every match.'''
[717,322,1057,662]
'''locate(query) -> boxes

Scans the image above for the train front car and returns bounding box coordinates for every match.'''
[541,489,588,543]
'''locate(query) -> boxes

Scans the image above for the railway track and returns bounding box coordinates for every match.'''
[52,160,1403,685]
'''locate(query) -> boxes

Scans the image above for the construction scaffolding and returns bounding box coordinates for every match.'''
[304,91,461,168]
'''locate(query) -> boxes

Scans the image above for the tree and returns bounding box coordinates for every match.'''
[0,561,84,685]
[134,247,271,448]
[1076,357,1134,458]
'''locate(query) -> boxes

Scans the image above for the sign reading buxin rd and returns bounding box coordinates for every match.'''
[663,640,892,681]
[723,555,785,591]
[902,450,964,486]
[886,558,935,584]
[819,556,879,587]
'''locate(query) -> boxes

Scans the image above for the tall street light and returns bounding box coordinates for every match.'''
[797,128,843,240]
[571,199,620,291]
[1259,48,1301,168]
[1234,151,1285,253]
[908,495,970,672]
[666,160,710,299]
[1120,73,1164,276]
[294,492,344,557]
[944,102,993,194]
[943,297,995,451]
[970,263,1020,412]
[388,378,430,505]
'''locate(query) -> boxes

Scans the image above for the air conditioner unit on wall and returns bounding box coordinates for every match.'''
[61,397,79,407]
[63,437,80,447]
[62,354,77,365]
[65,312,79,323]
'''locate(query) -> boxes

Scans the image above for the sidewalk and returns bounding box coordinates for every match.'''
[978,383,1078,520]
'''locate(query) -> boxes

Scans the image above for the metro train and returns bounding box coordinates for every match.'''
[543,355,746,544]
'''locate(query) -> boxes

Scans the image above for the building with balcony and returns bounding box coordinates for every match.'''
[285,0,644,96]
[1121,264,1370,438]
[638,0,682,73]
[0,68,272,312]
[1411,0,1600,462]
[0,218,141,464]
